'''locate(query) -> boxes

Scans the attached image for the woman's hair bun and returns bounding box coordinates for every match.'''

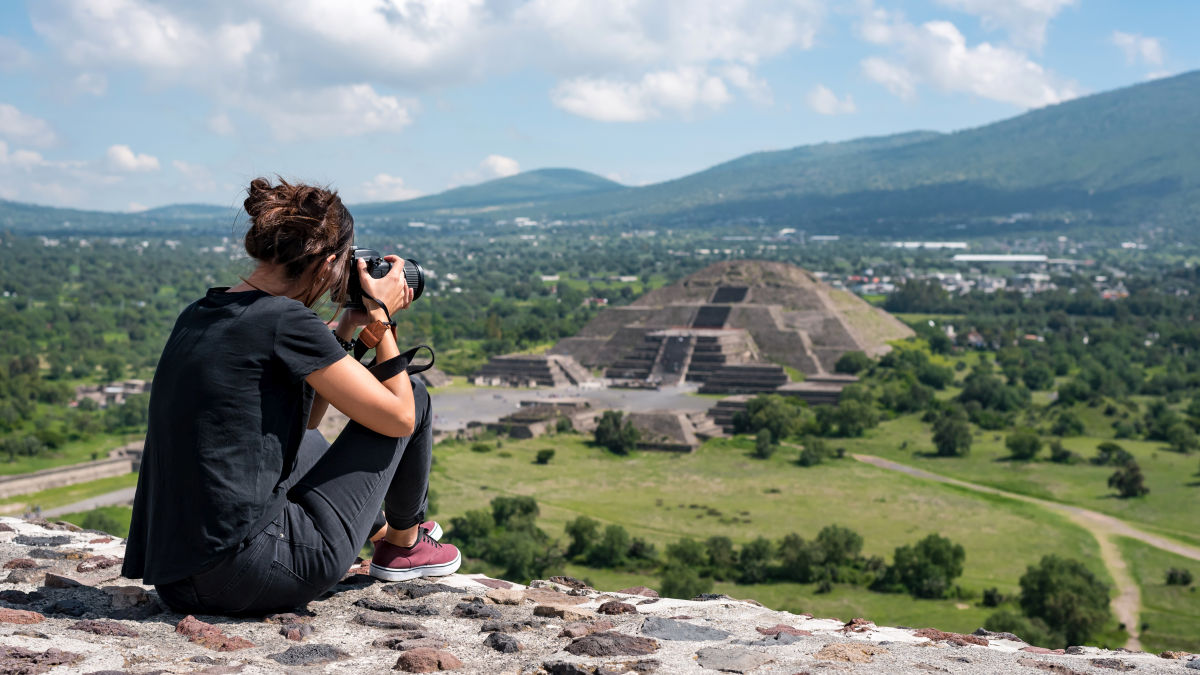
[242,177,354,282]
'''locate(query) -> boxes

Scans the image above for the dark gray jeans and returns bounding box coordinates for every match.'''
[157,379,432,616]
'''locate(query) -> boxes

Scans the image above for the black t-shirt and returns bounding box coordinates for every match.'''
[121,288,346,585]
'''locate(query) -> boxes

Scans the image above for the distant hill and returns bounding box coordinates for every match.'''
[353,168,623,217]
[363,71,1200,234]
[4,71,1198,236]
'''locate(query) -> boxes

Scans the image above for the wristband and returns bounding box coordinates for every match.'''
[331,330,354,352]
[357,320,395,350]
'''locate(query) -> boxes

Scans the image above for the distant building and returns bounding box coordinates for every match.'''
[952,254,1048,263]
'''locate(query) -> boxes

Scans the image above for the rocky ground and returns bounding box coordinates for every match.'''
[0,517,1195,674]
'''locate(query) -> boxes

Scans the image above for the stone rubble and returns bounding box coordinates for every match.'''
[0,516,1194,674]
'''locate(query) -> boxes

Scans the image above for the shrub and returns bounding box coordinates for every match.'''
[932,409,972,457]
[555,416,574,433]
[594,410,639,455]
[1006,429,1043,461]
[705,536,737,581]
[1022,364,1055,391]
[984,609,1053,647]
[882,534,965,599]
[491,495,539,528]
[835,351,873,375]
[1108,461,1150,498]
[535,449,555,464]
[753,429,775,459]
[816,524,863,566]
[1019,555,1111,647]
[80,509,124,536]
[1051,411,1085,437]
[1093,441,1133,466]
[1048,439,1080,464]
[659,565,713,600]
[982,587,1006,607]
[1165,567,1193,585]
[586,524,631,568]
[470,442,493,453]
[664,538,707,569]
[797,436,828,467]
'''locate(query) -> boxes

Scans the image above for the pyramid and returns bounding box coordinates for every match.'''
[551,260,913,382]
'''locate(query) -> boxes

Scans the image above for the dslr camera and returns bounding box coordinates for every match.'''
[341,246,425,310]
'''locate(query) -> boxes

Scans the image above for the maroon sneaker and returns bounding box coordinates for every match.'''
[422,521,443,541]
[370,529,461,581]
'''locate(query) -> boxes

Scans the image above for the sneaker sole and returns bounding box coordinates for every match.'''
[369,550,462,582]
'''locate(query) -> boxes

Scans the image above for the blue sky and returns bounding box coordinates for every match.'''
[0,0,1194,212]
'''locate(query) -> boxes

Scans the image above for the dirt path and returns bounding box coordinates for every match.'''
[853,454,1200,651]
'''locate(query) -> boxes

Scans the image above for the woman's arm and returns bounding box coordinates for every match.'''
[307,319,360,430]
[306,256,417,437]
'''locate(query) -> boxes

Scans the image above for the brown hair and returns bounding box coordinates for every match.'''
[243,177,354,307]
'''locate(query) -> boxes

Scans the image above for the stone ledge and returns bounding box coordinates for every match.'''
[0,517,1192,674]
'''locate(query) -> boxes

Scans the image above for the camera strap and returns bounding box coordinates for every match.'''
[350,289,436,375]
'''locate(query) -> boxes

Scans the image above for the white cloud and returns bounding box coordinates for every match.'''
[29,0,822,129]
[806,84,857,115]
[73,72,108,96]
[1111,31,1164,66]
[481,155,520,179]
[171,159,218,192]
[249,84,415,141]
[207,112,235,136]
[553,67,732,122]
[107,144,160,171]
[0,104,58,147]
[861,58,916,99]
[361,173,422,202]
[857,4,1078,108]
[935,0,1077,50]
[0,37,33,71]
[127,201,149,212]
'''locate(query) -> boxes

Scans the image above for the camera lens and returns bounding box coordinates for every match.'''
[403,259,425,301]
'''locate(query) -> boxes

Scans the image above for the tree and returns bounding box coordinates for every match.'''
[1048,439,1080,464]
[1019,555,1111,647]
[664,538,707,569]
[491,495,539,528]
[1022,364,1055,391]
[777,534,821,582]
[1093,442,1133,466]
[835,351,872,375]
[738,537,773,584]
[586,524,631,568]
[932,410,972,457]
[754,429,775,459]
[815,524,863,566]
[564,516,599,559]
[984,609,1053,647]
[1108,461,1149,498]
[535,449,555,464]
[1050,411,1085,437]
[1165,568,1193,585]
[594,410,639,455]
[705,536,737,581]
[734,394,805,442]
[1005,429,1043,461]
[1166,422,1198,454]
[884,534,965,598]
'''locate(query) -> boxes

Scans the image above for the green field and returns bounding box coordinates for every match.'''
[431,433,1126,637]
[0,472,138,514]
[58,505,133,538]
[1116,537,1200,653]
[837,415,1200,548]
[0,432,138,477]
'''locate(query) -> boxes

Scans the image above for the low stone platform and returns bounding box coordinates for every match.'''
[0,518,1192,674]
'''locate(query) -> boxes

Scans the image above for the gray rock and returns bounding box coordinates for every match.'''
[696,647,774,672]
[480,619,543,633]
[383,581,464,599]
[44,599,88,617]
[354,611,426,630]
[13,535,72,547]
[565,632,659,657]
[747,632,806,646]
[1185,658,1200,670]
[641,617,731,642]
[267,644,349,666]
[372,629,447,651]
[483,631,521,653]
[452,600,500,619]
[544,662,593,675]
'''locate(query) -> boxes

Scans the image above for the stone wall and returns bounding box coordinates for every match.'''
[0,453,137,501]
[0,518,1191,674]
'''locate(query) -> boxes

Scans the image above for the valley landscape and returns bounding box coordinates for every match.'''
[2,62,1199,669]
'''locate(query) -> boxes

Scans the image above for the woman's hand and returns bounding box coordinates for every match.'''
[359,255,413,320]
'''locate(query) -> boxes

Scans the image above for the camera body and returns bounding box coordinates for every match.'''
[341,246,425,310]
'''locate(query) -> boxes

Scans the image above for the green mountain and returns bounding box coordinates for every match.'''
[367,71,1200,233]
[3,71,1197,236]
[353,168,623,216]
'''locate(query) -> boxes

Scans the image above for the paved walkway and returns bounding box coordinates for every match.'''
[42,487,137,518]
[854,454,1200,651]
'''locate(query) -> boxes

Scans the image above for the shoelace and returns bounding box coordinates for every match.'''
[418,528,442,548]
